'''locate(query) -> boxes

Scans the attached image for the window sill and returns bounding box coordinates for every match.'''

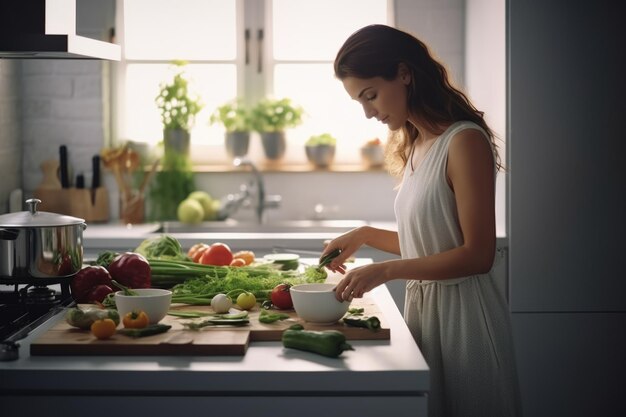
[190,162,388,173]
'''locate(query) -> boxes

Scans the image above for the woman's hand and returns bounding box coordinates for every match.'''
[334,262,389,302]
[319,227,368,274]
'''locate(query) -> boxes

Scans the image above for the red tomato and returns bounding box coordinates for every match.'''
[271,283,293,309]
[199,243,233,266]
[192,244,210,263]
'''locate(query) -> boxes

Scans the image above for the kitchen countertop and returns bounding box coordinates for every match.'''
[0,260,429,417]
[81,220,507,256]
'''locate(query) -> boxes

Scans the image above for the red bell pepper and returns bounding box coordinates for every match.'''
[106,252,151,289]
[70,266,114,303]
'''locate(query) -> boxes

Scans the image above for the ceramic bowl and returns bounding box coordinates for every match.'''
[114,288,172,324]
[290,283,350,324]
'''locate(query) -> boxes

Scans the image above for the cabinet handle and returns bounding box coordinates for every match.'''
[257,29,264,73]
[244,29,250,65]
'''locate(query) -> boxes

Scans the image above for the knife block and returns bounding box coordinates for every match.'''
[34,188,110,222]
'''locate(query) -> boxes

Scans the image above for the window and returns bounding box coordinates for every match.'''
[114,0,392,167]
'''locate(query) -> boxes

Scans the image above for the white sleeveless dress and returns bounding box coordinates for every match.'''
[394,121,522,417]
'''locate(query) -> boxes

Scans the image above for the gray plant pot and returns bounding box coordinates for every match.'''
[260,131,286,160]
[163,128,190,155]
[225,131,251,158]
[305,144,336,167]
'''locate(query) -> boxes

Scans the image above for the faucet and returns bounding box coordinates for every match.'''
[232,157,281,223]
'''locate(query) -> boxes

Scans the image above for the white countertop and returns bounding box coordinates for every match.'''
[0,261,429,402]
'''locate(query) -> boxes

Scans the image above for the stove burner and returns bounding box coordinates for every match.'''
[0,281,75,357]
[23,286,59,306]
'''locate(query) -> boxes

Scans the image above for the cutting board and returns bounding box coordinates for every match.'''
[30,296,390,357]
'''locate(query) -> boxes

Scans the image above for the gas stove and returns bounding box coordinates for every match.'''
[0,277,75,361]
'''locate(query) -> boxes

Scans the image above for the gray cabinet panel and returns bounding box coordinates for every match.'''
[511,312,626,417]
[508,0,625,312]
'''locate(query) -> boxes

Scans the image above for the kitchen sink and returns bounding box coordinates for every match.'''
[157,219,368,234]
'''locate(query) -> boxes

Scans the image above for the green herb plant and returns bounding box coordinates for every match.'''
[148,150,195,221]
[155,60,203,132]
[306,133,337,147]
[250,97,304,132]
[210,99,252,133]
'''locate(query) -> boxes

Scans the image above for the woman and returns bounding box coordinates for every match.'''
[322,25,522,417]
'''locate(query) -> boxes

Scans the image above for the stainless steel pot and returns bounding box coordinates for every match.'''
[0,199,86,280]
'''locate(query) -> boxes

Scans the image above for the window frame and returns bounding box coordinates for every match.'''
[112,0,395,169]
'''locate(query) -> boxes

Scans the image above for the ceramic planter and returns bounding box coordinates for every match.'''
[163,128,190,156]
[225,131,251,158]
[305,144,335,167]
[261,131,286,160]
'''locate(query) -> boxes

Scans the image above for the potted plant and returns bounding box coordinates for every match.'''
[210,99,252,158]
[155,60,203,156]
[250,97,304,160]
[151,61,201,220]
[305,133,337,168]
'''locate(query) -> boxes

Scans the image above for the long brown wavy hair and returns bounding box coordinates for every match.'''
[334,24,502,176]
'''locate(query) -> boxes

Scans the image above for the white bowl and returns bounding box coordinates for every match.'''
[290,283,350,324]
[114,288,172,324]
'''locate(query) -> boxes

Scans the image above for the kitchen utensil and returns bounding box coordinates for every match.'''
[290,283,350,324]
[91,155,101,189]
[75,174,85,189]
[0,198,86,280]
[59,145,70,188]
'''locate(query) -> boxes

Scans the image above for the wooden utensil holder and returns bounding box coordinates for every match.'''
[34,188,110,222]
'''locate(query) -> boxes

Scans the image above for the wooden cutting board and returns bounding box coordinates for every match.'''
[30,296,389,357]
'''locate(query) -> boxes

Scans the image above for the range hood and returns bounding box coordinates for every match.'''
[0,0,120,60]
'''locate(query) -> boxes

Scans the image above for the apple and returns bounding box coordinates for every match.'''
[177,198,204,224]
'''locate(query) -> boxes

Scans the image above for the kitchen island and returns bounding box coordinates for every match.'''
[0,259,429,417]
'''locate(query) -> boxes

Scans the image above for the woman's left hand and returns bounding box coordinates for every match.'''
[334,262,389,302]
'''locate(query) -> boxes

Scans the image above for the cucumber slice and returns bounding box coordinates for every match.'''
[264,253,300,270]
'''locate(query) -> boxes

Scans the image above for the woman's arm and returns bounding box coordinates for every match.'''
[334,128,497,300]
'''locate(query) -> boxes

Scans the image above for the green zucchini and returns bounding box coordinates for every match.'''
[282,328,354,358]
[118,324,172,338]
[342,315,381,331]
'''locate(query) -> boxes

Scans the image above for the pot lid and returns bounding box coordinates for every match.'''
[0,199,85,227]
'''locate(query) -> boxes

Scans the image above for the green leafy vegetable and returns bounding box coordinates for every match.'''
[134,235,187,261]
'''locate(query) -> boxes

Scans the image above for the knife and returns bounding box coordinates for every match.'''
[91,155,101,205]
[59,145,70,188]
[92,155,101,189]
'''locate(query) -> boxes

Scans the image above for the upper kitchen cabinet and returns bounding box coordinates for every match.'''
[0,0,120,60]
[508,0,624,312]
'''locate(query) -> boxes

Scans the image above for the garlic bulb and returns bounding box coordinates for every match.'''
[210,293,232,313]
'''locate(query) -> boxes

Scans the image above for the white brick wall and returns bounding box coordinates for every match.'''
[0,60,22,214]
[20,60,107,193]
